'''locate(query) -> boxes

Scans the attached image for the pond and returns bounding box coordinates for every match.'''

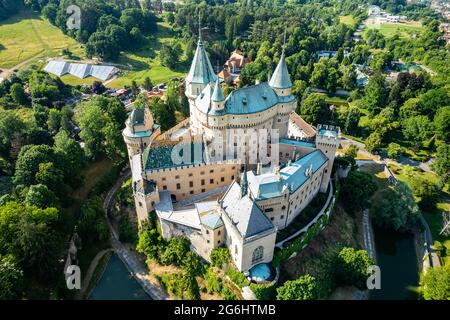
[369,225,419,300]
[89,253,151,300]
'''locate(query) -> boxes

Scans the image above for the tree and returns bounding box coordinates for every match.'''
[53,130,85,187]
[77,196,106,245]
[0,254,24,300]
[433,106,450,143]
[10,83,28,105]
[136,224,165,262]
[365,131,383,154]
[149,98,176,131]
[143,77,153,91]
[387,143,402,159]
[371,181,420,232]
[433,144,449,185]
[210,247,230,268]
[360,73,387,115]
[410,176,440,210]
[160,41,182,68]
[340,65,356,90]
[335,247,373,289]
[276,275,318,300]
[340,171,377,212]
[160,237,190,266]
[25,184,59,209]
[344,144,358,159]
[13,145,55,187]
[420,265,450,300]
[402,115,433,148]
[310,58,340,93]
[0,202,62,279]
[92,81,106,94]
[131,80,139,96]
[298,94,329,125]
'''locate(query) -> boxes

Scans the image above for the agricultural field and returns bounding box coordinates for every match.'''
[0,10,83,70]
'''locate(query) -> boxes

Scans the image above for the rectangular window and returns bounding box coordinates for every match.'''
[201,179,205,186]
[176,183,181,190]
[189,181,193,187]
[175,175,180,179]
[221,177,225,182]
[210,179,214,184]
[162,185,167,190]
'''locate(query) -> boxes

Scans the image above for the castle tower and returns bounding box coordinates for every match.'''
[185,20,217,101]
[315,124,340,193]
[122,107,160,163]
[211,77,225,111]
[269,30,292,97]
[268,52,292,96]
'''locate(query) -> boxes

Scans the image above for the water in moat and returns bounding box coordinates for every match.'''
[89,254,151,300]
[369,225,419,300]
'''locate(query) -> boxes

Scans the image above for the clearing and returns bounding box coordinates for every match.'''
[0,10,83,70]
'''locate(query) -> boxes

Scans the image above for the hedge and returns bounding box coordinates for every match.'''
[250,282,277,300]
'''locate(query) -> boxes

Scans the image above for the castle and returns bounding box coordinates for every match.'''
[123,29,340,272]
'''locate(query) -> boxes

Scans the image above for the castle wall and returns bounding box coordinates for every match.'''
[144,162,240,202]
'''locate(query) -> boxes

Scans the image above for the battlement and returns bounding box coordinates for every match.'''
[316,124,340,143]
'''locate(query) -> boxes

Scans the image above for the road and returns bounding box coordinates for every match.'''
[103,169,168,300]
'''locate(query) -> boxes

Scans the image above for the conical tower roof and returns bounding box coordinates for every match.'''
[211,78,225,102]
[269,53,292,89]
[186,25,217,85]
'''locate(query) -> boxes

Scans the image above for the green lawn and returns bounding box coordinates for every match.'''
[0,10,83,69]
[365,21,423,38]
[60,74,99,87]
[339,15,356,27]
[107,22,187,89]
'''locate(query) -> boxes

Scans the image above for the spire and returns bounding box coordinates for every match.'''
[186,16,217,85]
[211,77,225,102]
[198,15,202,43]
[269,28,292,89]
[240,164,248,198]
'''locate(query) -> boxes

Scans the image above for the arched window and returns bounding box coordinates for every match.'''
[252,246,264,263]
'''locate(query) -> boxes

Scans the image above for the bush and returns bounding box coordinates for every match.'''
[276,275,318,300]
[210,247,230,268]
[119,215,136,243]
[250,282,277,300]
[221,286,237,300]
[335,247,373,289]
[225,267,249,288]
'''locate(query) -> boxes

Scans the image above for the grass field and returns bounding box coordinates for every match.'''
[0,10,83,69]
[339,15,356,27]
[107,22,187,89]
[365,20,423,38]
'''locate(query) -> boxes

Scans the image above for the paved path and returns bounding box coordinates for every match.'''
[362,209,376,262]
[103,169,168,300]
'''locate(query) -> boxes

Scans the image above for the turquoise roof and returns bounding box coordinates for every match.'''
[318,128,338,138]
[269,53,292,89]
[211,78,225,102]
[248,149,328,200]
[200,212,224,229]
[186,39,217,84]
[280,138,316,149]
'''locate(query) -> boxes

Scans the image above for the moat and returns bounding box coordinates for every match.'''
[89,254,151,300]
[369,225,419,300]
